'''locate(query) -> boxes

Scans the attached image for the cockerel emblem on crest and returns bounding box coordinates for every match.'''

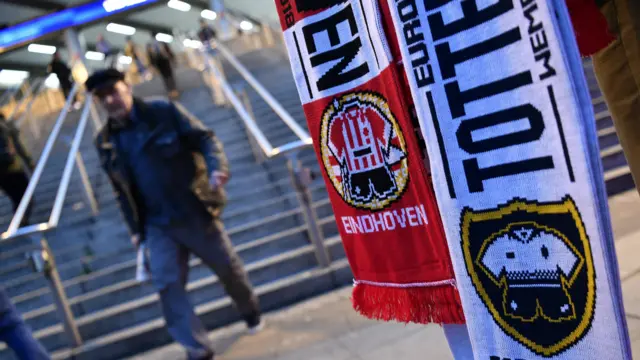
[479,222,582,323]
[461,197,596,357]
[320,91,409,211]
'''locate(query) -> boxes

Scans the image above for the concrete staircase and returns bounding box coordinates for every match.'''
[0,44,631,360]
[0,45,347,360]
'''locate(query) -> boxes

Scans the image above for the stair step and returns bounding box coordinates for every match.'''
[0,237,347,357]
[5,191,332,300]
[49,257,351,360]
[0,165,326,281]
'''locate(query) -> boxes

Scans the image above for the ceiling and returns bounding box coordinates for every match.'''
[0,0,279,85]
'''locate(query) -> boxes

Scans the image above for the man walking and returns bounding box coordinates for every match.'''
[124,36,149,81]
[47,51,78,107]
[198,19,217,44]
[146,41,179,99]
[87,69,262,360]
[96,34,119,68]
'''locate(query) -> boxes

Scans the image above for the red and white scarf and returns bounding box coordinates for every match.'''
[274,0,464,324]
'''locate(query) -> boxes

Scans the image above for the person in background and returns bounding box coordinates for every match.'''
[87,69,262,360]
[0,113,34,227]
[96,34,119,68]
[124,36,148,80]
[161,42,176,66]
[198,19,217,45]
[567,0,640,193]
[47,51,79,108]
[0,288,50,360]
[146,41,179,99]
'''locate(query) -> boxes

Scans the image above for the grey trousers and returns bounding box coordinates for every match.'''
[146,217,259,359]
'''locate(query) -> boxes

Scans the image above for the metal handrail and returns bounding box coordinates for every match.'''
[202,53,275,156]
[15,79,48,129]
[49,95,93,225]
[200,44,330,268]
[0,84,92,347]
[5,78,44,123]
[0,79,27,107]
[212,41,312,146]
[3,83,80,239]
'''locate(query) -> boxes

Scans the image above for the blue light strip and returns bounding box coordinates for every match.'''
[0,0,160,53]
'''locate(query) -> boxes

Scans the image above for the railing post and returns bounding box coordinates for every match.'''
[287,154,330,268]
[252,32,262,50]
[20,80,30,99]
[261,23,275,47]
[19,88,43,141]
[39,237,83,347]
[242,32,251,49]
[89,100,103,134]
[236,87,264,164]
[58,130,100,217]
[47,89,59,112]
[75,152,99,216]
[39,90,52,116]
[186,46,203,70]
[278,28,286,50]
[7,81,33,123]
[8,96,17,113]
[205,52,227,107]
[28,113,40,141]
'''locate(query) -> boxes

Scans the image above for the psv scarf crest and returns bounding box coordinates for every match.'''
[320,91,410,211]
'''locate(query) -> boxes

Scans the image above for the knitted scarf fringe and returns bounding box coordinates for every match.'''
[352,282,465,325]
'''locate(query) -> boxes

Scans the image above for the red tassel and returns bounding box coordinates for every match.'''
[351,283,465,325]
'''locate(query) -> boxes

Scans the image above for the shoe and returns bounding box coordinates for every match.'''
[247,319,265,335]
[190,349,214,360]
[245,312,264,335]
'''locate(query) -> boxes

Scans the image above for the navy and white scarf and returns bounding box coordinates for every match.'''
[385,0,631,358]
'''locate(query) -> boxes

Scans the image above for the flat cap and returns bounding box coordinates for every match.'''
[85,68,125,92]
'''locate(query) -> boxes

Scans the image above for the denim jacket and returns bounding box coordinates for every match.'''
[95,98,229,238]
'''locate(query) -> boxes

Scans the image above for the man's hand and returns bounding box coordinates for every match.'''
[210,170,229,190]
[131,234,141,248]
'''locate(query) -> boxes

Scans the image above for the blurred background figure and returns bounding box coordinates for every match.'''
[198,19,217,46]
[161,41,176,67]
[46,51,80,108]
[146,41,178,99]
[0,113,34,227]
[125,36,150,81]
[97,34,119,68]
[0,288,50,360]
